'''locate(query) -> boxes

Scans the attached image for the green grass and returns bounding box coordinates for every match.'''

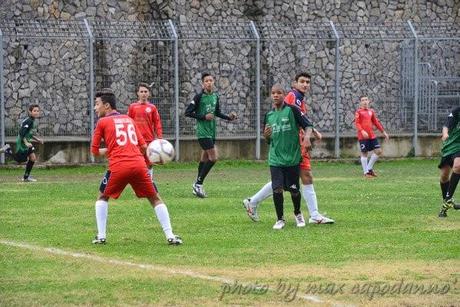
[0,159,459,305]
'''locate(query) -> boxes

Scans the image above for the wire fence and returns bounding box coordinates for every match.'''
[1,19,459,161]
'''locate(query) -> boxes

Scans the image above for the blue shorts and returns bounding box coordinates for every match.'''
[359,138,380,153]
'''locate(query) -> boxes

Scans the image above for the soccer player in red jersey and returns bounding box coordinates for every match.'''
[354,95,389,178]
[91,89,182,245]
[243,73,334,225]
[128,82,163,177]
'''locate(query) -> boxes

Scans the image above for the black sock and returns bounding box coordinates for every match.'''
[24,160,35,179]
[440,181,449,199]
[197,161,215,184]
[273,191,284,221]
[291,191,301,215]
[196,161,205,184]
[447,172,460,200]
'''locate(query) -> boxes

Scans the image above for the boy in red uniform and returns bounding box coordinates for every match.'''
[354,95,389,177]
[91,89,181,245]
[128,82,163,177]
[243,73,334,225]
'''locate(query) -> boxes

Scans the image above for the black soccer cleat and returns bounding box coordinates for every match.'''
[92,236,106,244]
[438,198,455,218]
[167,235,183,245]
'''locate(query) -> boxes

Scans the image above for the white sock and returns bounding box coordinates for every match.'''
[367,153,379,171]
[250,181,273,205]
[360,156,368,174]
[95,200,108,239]
[154,203,174,239]
[302,184,319,219]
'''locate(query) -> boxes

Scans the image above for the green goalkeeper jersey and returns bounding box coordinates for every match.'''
[15,116,37,153]
[264,104,312,167]
[441,107,460,157]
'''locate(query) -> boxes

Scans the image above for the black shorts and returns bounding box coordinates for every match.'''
[438,152,460,169]
[359,138,381,153]
[13,146,35,163]
[198,138,215,150]
[270,165,300,192]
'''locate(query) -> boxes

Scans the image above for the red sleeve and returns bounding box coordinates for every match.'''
[136,124,146,147]
[152,106,163,138]
[371,110,385,132]
[127,104,133,118]
[284,92,295,106]
[91,121,103,155]
[354,110,363,131]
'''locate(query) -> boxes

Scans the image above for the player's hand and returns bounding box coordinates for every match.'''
[205,113,214,120]
[303,138,312,151]
[263,125,272,139]
[442,133,449,141]
[229,111,238,121]
[313,130,322,141]
[26,143,33,148]
[39,139,44,145]
[383,131,389,141]
[361,131,369,139]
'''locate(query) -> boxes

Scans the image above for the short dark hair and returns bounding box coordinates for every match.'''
[201,73,213,82]
[294,72,311,82]
[28,104,40,111]
[137,82,151,92]
[96,89,117,110]
[359,95,368,101]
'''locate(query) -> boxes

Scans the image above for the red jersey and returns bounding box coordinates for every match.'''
[284,89,307,115]
[91,112,146,171]
[354,107,385,141]
[127,102,163,143]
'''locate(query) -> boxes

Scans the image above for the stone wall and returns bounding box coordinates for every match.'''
[0,0,459,139]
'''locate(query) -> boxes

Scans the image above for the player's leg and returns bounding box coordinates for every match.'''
[192,138,214,197]
[439,165,451,200]
[299,151,334,224]
[359,140,369,175]
[286,165,305,227]
[270,166,285,229]
[366,139,381,176]
[440,155,460,216]
[243,181,272,222]
[198,145,217,184]
[93,194,109,244]
[23,150,37,182]
[130,165,182,245]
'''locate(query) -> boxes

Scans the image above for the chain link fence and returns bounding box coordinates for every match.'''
[1,19,459,162]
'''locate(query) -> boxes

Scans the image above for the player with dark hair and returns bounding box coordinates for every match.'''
[185,73,237,198]
[243,72,334,225]
[438,106,460,217]
[128,82,163,178]
[264,84,314,229]
[91,90,182,245]
[355,95,389,177]
[0,104,43,182]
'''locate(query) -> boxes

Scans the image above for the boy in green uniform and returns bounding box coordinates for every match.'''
[438,106,460,217]
[185,73,237,198]
[0,104,43,182]
[264,84,314,229]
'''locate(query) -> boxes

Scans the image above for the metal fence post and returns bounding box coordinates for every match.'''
[0,28,4,164]
[330,20,341,159]
[169,19,180,161]
[250,21,261,160]
[84,19,95,162]
[408,20,419,156]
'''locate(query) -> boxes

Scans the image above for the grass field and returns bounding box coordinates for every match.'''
[0,159,459,306]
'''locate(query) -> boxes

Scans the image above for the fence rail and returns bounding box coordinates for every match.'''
[1,19,459,162]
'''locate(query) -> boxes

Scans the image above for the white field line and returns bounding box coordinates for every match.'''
[0,239,350,305]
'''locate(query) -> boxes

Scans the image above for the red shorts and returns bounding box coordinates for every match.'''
[100,165,156,199]
[299,146,311,171]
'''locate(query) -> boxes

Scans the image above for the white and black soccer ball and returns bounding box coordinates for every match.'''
[147,139,175,164]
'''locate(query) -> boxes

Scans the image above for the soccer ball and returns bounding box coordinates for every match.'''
[147,139,175,164]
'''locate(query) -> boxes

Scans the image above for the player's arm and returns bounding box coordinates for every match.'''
[31,135,44,144]
[355,111,369,139]
[91,123,104,157]
[185,94,206,120]
[371,110,389,140]
[291,105,314,150]
[215,96,236,121]
[152,106,163,139]
[263,113,272,144]
[19,119,33,148]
